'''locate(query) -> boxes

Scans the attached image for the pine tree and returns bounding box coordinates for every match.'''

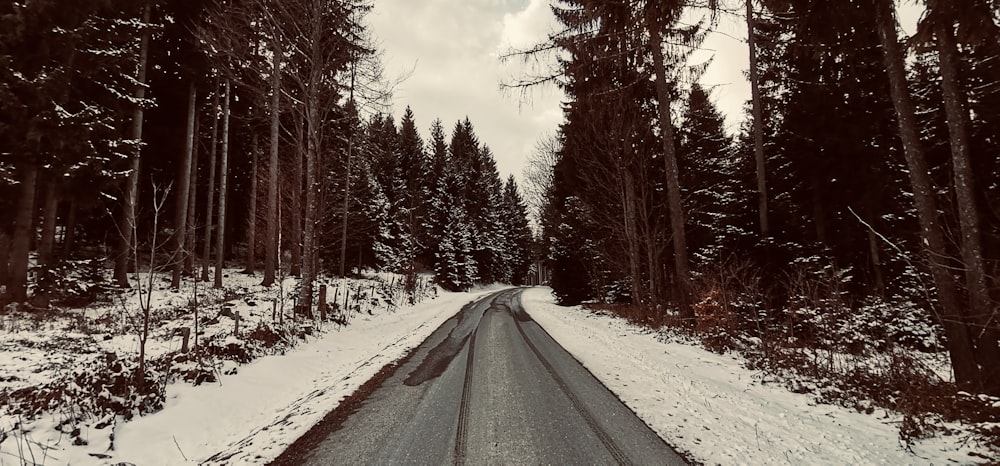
[430,167,477,291]
[423,118,450,269]
[469,145,505,284]
[397,107,429,287]
[501,176,534,285]
[367,114,409,271]
[678,84,739,264]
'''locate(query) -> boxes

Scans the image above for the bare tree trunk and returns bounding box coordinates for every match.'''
[202,82,220,282]
[298,9,325,313]
[214,80,231,289]
[812,175,827,245]
[263,39,281,287]
[339,58,357,280]
[245,133,259,275]
[38,178,59,267]
[172,82,196,288]
[184,107,200,275]
[639,200,662,304]
[63,197,77,258]
[873,0,980,390]
[4,164,37,304]
[114,2,151,287]
[300,114,318,313]
[623,169,644,304]
[340,134,352,278]
[291,120,304,278]
[935,20,1000,394]
[32,176,59,307]
[0,231,9,286]
[747,0,769,238]
[864,203,886,297]
[649,25,692,319]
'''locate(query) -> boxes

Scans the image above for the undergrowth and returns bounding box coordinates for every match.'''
[0,271,437,461]
[585,259,1000,457]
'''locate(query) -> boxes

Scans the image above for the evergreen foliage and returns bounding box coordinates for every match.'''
[1,0,535,310]
[520,0,1000,394]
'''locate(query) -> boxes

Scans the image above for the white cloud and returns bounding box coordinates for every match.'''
[500,0,556,49]
[367,0,564,183]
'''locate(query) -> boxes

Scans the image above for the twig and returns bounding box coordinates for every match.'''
[173,435,188,461]
[755,422,761,450]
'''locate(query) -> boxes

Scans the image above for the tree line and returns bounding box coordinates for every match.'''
[513,0,999,395]
[0,0,534,313]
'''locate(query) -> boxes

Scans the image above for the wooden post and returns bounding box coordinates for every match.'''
[180,327,191,353]
[318,284,327,321]
[234,310,240,336]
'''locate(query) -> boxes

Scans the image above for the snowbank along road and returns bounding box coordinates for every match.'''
[272,287,686,465]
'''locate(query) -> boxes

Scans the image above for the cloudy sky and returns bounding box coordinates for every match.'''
[366,1,921,183]
[366,0,565,182]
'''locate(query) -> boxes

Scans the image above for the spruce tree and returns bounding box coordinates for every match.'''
[678,84,739,264]
[397,107,429,284]
[501,176,533,285]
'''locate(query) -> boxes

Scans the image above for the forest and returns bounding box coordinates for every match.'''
[2,0,1000,459]
[507,0,1000,428]
[0,0,535,309]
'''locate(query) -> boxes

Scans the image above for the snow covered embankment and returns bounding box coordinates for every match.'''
[116,287,503,466]
[1,286,502,466]
[521,287,985,465]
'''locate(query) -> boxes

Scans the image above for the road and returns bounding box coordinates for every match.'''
[273,288,686,465]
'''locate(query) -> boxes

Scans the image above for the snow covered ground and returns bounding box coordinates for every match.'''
[0,278,504,465]
[520,286,990,465]
[5,284,991,464]
[112,287,503,466]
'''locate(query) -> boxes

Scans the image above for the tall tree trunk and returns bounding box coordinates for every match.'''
[811,174,827,245]
[340,59,356,280]
[114,2,152,287]
[172,83,196,288]
[202,81,220,282]
[873,0,980,390]
[263,40,281,287]
[214,80,231,289]
[648,25,692,319]
[184,107,200,275]
[299,114,318,312]
[747,0,769,238]
[34,176,59,307]
[63,197,77,258]
[0,231,9,286]
[291,120,304,278]
[636,160,661,304]
[935,20,1000,394]
[245,133,259,275]
[640,206,662,304]
[864,202,886,297]
[622,168,644,304]
[38,178,59,267]
[4,164,38,304]
[340,132,353,278]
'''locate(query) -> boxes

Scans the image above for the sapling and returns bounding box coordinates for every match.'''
[127,181,171,390]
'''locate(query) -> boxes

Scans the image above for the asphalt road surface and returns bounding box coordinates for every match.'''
[273,288,686,465]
